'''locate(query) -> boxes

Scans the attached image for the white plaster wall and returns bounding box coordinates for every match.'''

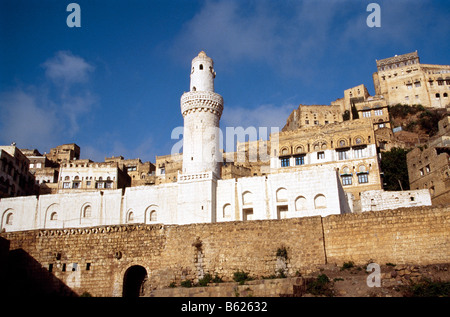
[215,168,346,222]
[177,177,216,225]
[360,189,432,212]
[123,183,178,225]
[0,195,38,232]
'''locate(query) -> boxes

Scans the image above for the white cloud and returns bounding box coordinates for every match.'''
[0,89,60,150]
[0,51,98,152]
[42,50,94,86]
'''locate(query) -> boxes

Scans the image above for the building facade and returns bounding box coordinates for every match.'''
[407,114,450,205]
[0,145,35,198]
[272,118,382,204]
[373,51,450,108]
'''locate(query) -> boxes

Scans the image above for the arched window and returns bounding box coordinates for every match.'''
[314,194,327,209]
[199,64,203,70]
[295,196,307,211]
[276,188,287,202]
[242,191,253,205]
[83,205,92,218]
[50,212,58,220]
[127,211,134,223]
[223,204,232,218]
[6,212,13,225]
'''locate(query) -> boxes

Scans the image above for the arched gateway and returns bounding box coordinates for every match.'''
[122,265,147,297]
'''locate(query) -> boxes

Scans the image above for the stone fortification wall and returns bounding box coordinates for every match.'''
[1,206,449,297]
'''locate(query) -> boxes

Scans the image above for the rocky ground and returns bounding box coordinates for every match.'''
[301,262,450,297]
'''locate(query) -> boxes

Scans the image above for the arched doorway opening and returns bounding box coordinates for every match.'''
[122,265,147,298]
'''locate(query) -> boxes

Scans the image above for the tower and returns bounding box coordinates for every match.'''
[180,51,223,177]
[177,51,223,224]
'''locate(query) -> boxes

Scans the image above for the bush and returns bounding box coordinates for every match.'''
[307,274,333,296]
[181,279,193,288]
[233,270,251,285]
[405,279,450,297]
[198,273,212,287]
[276,246,288,259]
[340,261,355,270]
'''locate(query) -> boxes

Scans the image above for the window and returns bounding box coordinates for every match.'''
[281,157,290,167]
[414,82,421,88]
[127,212,134,223]
[374,109,383,116]
[83,205,91,218]
[277,205,289,219]
[363,111,371,118]
[6,213,13,225]
[338,150,348,160]
[295,196,307,211]
[314,120,319,125]
[96,182,105,189]
[358,173,369,184]
[72,182,80,189]
[305,120,309,125]
[342,175,352,186]
[243,208,253,221]
[86,181,91,186]
[63,182,70,189]
[105,182,112,189]
[317,152,325,160]
[354,147,366,158]
[199,64,203,70]
[314,194,327,209]
[295,155,305,165]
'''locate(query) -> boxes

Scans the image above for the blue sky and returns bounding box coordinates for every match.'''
[1,0,449,163]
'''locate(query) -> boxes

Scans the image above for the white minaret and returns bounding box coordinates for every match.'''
[180,51,224,178]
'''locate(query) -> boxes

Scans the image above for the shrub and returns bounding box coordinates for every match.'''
[181,279,193,288]
[198,273,212,287]
[233,270,251,285]
[276,246,288,259]
[341,261,355,270]
[307,274,332,296]
[405,279,450,297]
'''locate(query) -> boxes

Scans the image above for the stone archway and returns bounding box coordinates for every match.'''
[122,265,147,298]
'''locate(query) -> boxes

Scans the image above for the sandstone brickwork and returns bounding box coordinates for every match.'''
[1,205,448,296]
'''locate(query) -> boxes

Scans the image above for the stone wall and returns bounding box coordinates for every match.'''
[1,205,449,297]
[323,206,450,266]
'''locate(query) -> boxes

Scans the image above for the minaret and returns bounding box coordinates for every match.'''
[180,51,224,178]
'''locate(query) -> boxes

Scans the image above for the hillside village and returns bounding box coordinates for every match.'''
[0,51,449,298]
[1,51,448,220]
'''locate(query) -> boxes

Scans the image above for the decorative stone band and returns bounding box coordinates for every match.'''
[180,91,224,118]
[32,224,164,237]
[177,171,214,183]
